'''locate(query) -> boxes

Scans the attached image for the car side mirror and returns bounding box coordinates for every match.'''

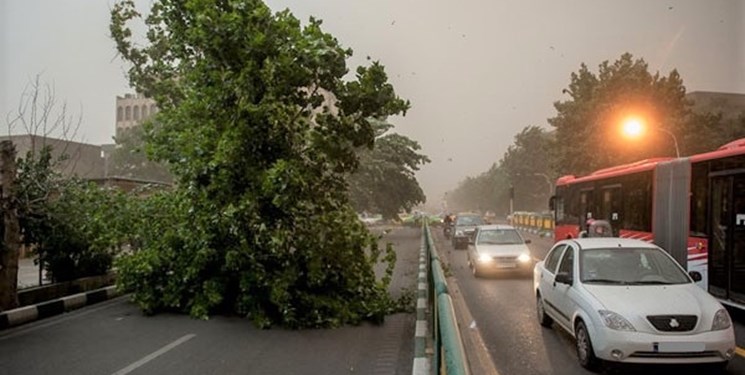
[555,272,573,285]
[689,271,702,282]
[524,239,532,244]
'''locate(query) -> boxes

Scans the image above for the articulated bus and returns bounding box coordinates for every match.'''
[552,138,745,309]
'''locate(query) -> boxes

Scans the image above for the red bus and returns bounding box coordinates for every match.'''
[552,138,745,309]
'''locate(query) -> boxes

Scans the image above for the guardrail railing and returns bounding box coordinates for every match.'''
[422,221,469,375]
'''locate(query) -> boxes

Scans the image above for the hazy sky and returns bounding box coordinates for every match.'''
[1,1,743,204]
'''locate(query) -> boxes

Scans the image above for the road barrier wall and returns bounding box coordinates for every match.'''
[511,211,554,237]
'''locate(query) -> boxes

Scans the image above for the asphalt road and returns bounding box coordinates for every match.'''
[0,226,420,375]
[433,228,745,375]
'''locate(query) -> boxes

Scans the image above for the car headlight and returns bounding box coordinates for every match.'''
[478,254,492,263]
[598,310,636,331]
[455,230,464,236]
[517,253,531,263]
[712,309,732,331]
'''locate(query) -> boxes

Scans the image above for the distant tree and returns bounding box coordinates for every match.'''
[682,108,745,155]
[549,53,693,176]
[111,0,412,327]
[447,174,489,213]
[348,119,429,220]
[447,126,554,215]
[499,126,555,212]
[109,126,172,183]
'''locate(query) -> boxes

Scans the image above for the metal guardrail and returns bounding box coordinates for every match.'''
[423,222,469,375]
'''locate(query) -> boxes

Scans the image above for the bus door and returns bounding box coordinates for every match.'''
[709,173,745,304]
[600,185,621,236]
[580,188,594,231]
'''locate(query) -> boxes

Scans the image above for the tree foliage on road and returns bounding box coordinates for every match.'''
[348,119,429,220]
[111,0,412,327]
[549,53,691,176]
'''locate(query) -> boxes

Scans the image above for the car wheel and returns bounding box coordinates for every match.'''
[575,320,601,372]
[536,294,553,327]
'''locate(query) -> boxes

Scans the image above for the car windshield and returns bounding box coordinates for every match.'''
[477,229,524,245]
[456,216,483,226]
[580,248,690,285]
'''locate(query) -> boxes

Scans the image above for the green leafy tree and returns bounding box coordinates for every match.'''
[109,126,172,183]
[550,53,692,176]
[111,0,411,327]
[34,180,133,282]
[498,126,555,212]
[348,120,429,220]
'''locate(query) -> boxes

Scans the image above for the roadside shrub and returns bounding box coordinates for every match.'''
[35,181,134,282]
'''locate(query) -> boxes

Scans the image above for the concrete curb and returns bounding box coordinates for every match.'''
[412,227,431,375]
[0,285,121,330]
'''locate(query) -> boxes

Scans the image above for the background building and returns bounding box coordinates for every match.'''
[115,93,157,136]
[0,134,105,179]
[686,91,745,120]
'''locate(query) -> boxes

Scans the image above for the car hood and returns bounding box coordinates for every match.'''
[455,225,479,232]
[582,283,721,327]
[474,244,529,256]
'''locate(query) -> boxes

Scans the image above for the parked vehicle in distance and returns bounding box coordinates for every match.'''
[467,225,532,278]
[451,213,484,249]
[534,238,735,372]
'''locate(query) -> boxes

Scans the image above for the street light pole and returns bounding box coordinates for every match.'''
[533,173,553,196]
[655,127,680,158]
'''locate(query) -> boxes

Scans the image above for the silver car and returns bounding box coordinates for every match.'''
[467,225,533,277]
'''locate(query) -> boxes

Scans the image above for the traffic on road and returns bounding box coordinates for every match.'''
[435,226,745,375]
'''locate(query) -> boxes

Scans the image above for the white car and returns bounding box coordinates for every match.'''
[534,238,735,372]
[467,225,532,277]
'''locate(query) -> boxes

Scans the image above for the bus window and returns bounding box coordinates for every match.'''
[622,171,652,232]
[690,162,708,237]
[556,196,565,222]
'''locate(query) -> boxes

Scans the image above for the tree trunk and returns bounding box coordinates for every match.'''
[0,141,20,311]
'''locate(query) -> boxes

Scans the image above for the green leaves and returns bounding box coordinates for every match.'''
[347,119,429,220]
[549,53,691,176]
[111,0,411,328]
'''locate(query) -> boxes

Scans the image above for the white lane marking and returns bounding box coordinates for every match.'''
[418,282,427,291]
[111,334,196,375]
[0,296,128,342]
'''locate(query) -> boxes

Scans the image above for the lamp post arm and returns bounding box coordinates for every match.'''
[533,173,554,195]
[656,128,680,158]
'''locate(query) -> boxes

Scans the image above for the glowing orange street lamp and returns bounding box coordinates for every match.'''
[621,117,680,158]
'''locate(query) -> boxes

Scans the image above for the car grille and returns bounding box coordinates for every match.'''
[629,351,720,359]
[646,315,698,332]
[492,256,517,262]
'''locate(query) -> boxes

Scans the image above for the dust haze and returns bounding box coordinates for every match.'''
[2,0,743,209]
